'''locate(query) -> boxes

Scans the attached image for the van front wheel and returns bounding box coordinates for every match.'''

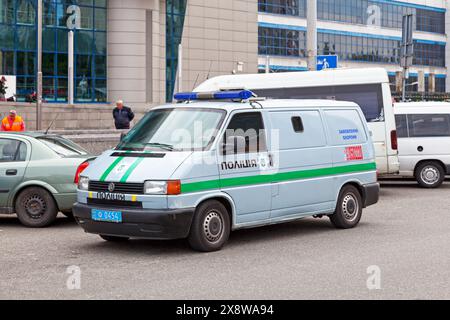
[188,200,230,252]
[330,185,363,229]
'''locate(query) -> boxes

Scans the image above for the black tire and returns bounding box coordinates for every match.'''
[330,185,363,229]
[100,235,130,242]
[415,161,445,189]
[15,187,58,228]
[188,200,231,252]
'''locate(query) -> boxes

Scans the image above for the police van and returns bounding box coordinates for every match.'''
[73,91,379,252]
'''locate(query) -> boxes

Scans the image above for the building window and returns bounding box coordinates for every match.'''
[259,26,446,68]
[0,0,107,103]
[166,0,187,102]
[258,0,305,17]
[258,0,446,35]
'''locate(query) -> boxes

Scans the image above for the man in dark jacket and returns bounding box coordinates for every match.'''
[113,100,135,129]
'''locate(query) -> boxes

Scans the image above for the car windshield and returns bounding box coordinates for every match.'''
[117,108,226,152]
[37,137,89,157]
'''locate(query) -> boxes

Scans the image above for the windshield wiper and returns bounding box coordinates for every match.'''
[144,143,175,151]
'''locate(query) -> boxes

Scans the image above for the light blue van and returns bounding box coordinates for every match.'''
[73,91,379,252]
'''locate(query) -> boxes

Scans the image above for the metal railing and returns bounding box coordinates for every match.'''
[392,92,450,102]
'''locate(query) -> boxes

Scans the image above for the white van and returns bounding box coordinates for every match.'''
[195,68,399,176]
[74,91,379,252]
[394,102,450,188]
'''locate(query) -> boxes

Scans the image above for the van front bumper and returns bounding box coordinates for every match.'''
[362,183,380,208]
[73,203,195,240]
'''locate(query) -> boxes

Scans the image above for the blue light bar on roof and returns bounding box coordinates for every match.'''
[174,90,254,101]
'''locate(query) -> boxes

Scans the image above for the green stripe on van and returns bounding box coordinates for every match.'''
[120,158,145,183]
[181,162,376,194]
[99,157,124,182]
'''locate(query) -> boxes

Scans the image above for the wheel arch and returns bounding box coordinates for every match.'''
[11,181,60,211]
[194,193,236,228]
[414,159,446,176]
[337,180,366,206]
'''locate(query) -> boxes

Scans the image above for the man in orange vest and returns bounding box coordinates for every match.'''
[1,110,26,132]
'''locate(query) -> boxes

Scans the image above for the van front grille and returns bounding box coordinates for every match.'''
[89,181,144,195]
[87,198,143,208]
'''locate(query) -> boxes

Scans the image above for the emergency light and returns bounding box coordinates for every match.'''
[174,90,254,101]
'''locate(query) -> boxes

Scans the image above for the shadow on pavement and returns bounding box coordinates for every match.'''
[0,214,77,228]
[77,217,368,255]
[380,180,450,189]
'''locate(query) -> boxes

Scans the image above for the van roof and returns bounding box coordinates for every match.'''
[163,99,359,112]
[394,102,450,114]
[195,68,389,92]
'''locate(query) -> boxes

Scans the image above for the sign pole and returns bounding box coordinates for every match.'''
[306,0,317,71]
[401,14,414,102]
[36,0,43,130]
[68,31,74,105]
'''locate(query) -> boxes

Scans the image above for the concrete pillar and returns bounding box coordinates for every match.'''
[307,0,317,71]
[429,73,436,93]
[107,0,161,106]
[418,70,425,93]
[395,71,403,93]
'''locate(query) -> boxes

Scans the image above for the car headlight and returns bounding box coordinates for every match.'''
[78,176,89,191]
[144,180,181,195]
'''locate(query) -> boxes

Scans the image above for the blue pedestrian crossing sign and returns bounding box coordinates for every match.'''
[317,55,338,71]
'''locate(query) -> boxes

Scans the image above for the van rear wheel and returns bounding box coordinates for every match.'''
[330,185,363,229]
[188,200,230,252]
[415,161,445,189]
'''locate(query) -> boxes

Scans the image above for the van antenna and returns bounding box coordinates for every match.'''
[186,73,201,104]
[206,61,213,80]
[191,73,200,92]
[45,114,59,134]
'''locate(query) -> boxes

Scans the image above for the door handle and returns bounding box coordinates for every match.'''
[6,169,18,176]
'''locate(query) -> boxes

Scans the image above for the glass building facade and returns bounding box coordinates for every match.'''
[0,0,107,103]
[259,26,446,68]
[258,0,446,34]
[258,0,447,92]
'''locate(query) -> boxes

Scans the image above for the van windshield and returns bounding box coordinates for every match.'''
[117,108,226,152]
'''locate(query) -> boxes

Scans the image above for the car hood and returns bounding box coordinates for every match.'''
[82,150,193,183]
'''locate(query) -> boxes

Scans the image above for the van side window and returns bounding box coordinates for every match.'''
[291,117,304,133]
[408,114,450,137]
[0,139,27,163]
[395,115,408,138]
[222,112,267,155]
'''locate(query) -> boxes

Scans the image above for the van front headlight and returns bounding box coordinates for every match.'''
[144,180,181,195]
[78,176,89,191]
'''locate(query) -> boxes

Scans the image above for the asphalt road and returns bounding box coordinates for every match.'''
[1,180,450,300]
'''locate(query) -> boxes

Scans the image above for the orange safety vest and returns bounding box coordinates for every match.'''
[1,116,25,132]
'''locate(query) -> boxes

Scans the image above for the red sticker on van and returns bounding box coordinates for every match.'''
[345,146,364,161]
